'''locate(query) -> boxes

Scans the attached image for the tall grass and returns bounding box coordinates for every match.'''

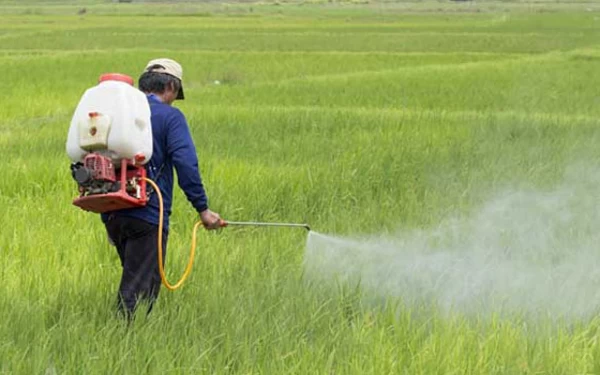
[2,2,600,373]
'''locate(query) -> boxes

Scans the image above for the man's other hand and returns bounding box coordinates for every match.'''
[200,209,222,230]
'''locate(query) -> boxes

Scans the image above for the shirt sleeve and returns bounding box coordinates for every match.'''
[166,109,209,213]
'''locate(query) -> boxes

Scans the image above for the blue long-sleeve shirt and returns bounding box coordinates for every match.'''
[101,94,209,230]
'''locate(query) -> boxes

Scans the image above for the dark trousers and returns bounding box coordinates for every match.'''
[105,215,167,317]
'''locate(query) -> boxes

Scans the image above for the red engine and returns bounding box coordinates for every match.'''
[71,153,148,213]
[84,153,116,182]
[72,154,117,194]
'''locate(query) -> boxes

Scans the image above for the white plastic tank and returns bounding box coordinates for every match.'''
[66,73,152,164]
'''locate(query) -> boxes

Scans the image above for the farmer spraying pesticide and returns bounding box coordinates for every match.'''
[67,59,310,318]
[67,58,222,317]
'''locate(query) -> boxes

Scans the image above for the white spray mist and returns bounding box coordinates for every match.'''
[304,165,600,320]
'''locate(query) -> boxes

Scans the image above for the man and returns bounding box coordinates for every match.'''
[103,58,221,317]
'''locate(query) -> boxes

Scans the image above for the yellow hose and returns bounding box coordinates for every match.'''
[143,177,202,291]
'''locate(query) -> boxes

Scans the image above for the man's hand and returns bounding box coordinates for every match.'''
[200,209,222,230]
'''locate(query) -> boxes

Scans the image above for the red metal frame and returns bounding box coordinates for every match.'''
[73,158,148,213]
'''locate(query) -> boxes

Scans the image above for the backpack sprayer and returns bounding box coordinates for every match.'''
[67,73,310,291]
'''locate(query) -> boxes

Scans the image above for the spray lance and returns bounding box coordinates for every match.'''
[221,221,310,231]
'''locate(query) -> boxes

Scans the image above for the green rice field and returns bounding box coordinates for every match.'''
[2,1,600,373]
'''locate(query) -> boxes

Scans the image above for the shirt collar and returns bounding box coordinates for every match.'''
[147,93,163,103]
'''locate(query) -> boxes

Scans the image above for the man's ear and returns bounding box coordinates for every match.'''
[167,81,175,95]
[166,81,177,102]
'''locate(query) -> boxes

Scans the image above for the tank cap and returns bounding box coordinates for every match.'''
[98,73,134,86]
